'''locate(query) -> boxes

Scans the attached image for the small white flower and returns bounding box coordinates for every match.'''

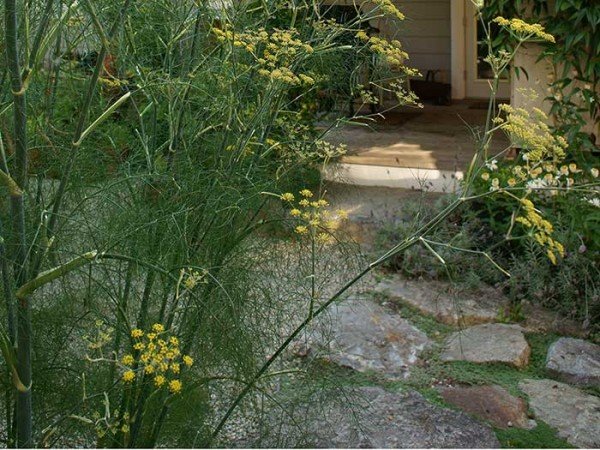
[485,159,498,171]
[586,197,600,208]
[591,168,599,178]
[526,179,546,191]
[489,178,500,191]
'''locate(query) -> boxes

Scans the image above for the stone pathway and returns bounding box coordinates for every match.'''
[519,379,600,448]
[437,385,534,430]
[291,279,599,447]
[440,323,530,368]
[545,337,600,387]
[374,272,585,335]
[305,298,431,379]
[375,275,509,326]
[277,268,600,448]
[259,186,600,448]
[246,386,500,448]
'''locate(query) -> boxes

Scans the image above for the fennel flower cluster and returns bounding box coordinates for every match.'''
[212,26,315,86]
[483,104,598,194]
[280,189,348,243]
[515,198,564,265]
[494,104,567,163]
[91,410,131,438]
[370,0,405,21]
[358,87,379,105]
[480,156,598,264]
[85,320,114,351]
[312,18,345,34]
[493,17,555,43]
[314,139,348,159]
[478,101,599,264]
[183,267,209,290]
[121,324,194,395]
[356,32,409,68]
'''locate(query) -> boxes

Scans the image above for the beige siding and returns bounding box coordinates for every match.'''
[322,0,452,81]
[512,44,597,142]
[390,0,452,82]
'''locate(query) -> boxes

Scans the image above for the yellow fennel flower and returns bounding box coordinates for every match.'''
[295,225,309,235]
[154,375,166,387]
[169,379,183,394]
[316,233,333,244]
[493,17,554,42]
[547,249,557,265]
[372,0,405,20]
[121,354,135,366]
[131,329,143,338]
[151,323,164,333]
[300,189,313,198]
[183,355,194,367]
[336,209,349,220]
[280,192,295,202]
[122,370,135,383]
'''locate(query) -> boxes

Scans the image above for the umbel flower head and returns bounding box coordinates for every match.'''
[515,198,564,265]
[371,0,405,21]
[494,104,567,163]
[493,17,555,42]
[212,26,315,86]
[120,324,194,395]
[280,189,349,243]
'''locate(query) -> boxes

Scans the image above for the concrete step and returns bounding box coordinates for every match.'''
[323,162,463,193]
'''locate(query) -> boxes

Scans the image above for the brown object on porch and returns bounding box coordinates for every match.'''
[326,103,510,172]
[410,71,452,106]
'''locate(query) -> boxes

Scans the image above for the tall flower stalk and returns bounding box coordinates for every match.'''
[4,0,32,444]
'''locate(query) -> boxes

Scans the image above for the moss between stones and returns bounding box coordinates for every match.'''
[495,421,575,449]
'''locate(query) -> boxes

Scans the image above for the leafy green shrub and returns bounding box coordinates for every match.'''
[375,194,503,285]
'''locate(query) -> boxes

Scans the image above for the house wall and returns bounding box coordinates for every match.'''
[512,44,597,143]
[511,45,552,114]
[386,0,452,83]
[322,0,453,86]
[511,0,597,144]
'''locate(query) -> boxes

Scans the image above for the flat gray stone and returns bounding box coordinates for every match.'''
[438,384,534,429]
[306,298,430,379]
[441,323,530,368]
[519,379,600,448]
[375,275,509,326]
[247,386,500,448]
[546,337,600,387]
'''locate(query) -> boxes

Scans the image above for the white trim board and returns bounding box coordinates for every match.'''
[323,163,464,193]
